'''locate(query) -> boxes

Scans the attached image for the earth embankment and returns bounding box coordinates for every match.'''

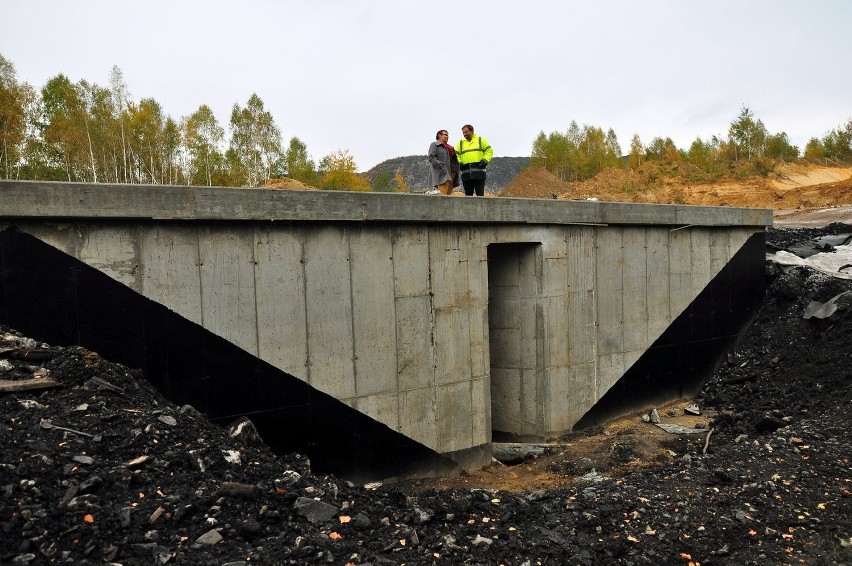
[501,163,852,224]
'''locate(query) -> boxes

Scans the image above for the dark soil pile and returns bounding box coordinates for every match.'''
[2,225,851,565]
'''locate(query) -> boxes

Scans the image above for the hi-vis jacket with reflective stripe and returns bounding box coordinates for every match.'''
[455,134,493,166]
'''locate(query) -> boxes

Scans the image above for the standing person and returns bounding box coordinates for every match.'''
[455,124,493,196]
[428,130,459,195]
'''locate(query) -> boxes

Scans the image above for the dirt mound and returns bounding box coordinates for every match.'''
[498,166,568,199]
[502,162,852,213]
[263,177,318,190]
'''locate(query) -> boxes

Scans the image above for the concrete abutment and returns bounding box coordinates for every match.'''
[0,181,771,478]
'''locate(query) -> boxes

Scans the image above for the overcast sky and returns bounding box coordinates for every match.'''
[2,0,850,171]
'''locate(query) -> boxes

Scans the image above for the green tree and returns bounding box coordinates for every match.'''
[78,79,121,183]
[803,138,824,160]
[566,120,582,146]
[228,93,282,187]
[0,54,26,178]
[318,149,370,191]
[371,171,393,192]
[728,105,767,161]
[531,130,577,181]
[820,130,845,160]
[162,117,182,185]
[127,97,167,183]
[284,136,317,185]
[686,137,713,170]
[181,105,225,186]
[605,128,622,160]
[645,136,678,162]
[576,125,603,178]
[764,132,798,160]
[816,119,852,160]
[627,134,643,170]
[532,123,621,181]
[41,74,91,181]
[108,65,132,183]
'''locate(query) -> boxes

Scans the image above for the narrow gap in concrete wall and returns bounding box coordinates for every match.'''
[487,242,543,444]
[0,227,456,482]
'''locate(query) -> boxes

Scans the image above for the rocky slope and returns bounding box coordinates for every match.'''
[366,156,529,193]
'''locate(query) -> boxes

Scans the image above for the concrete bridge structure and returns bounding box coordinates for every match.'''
[0,181,772,478]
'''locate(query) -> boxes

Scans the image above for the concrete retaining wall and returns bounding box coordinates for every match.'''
[0,181,772,468]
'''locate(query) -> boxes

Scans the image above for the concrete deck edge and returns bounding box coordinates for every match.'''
[0,180,773,227]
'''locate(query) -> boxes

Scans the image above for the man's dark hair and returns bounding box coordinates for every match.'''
[462,124,474,132]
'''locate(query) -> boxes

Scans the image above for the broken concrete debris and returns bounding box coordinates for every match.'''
[641,407,661,424]
[684,402,701,415]
[803,290,852,319]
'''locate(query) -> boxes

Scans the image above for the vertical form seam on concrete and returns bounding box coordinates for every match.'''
[132,224,142,295]
[643,227,650,347]
[468,227,476,449]
[133,225,145,357]
[300,231,311,385]
[347,226,358,403]
[619,226,626,395]
[559,232,571,430]
[426,225,439,452]
[70,226,80,346]
[391,231,400,434]
[391,229,401,434]
[591,227,599,402]
[534,244,545,435]
[251,225,261,358]
[194,226,205,332]
[665,225,673,362]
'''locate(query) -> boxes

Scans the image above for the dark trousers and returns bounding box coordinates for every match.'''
[461,175,485,196]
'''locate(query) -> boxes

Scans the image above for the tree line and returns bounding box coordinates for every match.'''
[532,106,852,183]
[2,54,850,190]
[0,54,387,191]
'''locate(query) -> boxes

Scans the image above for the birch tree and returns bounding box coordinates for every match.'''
[182,105,225,186]
[531,130,577,181]
[109,66,131,183]
[128,98,167,183]
[162,117,181,184]
[41,74,88,181]
[284,136,317,185]
[728,105,767,161]
[627,134,643,170]
[0,54,25,178]
[228,93,282,187]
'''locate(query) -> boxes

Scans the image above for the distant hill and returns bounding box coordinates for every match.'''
[366,156,530,193]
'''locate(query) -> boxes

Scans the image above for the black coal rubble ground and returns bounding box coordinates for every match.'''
[1,225,851,566]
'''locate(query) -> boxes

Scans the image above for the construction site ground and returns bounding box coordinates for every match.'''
[500,161,852,223]
[3,164,850,564]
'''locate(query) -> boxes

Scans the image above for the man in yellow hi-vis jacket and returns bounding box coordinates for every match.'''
[455,124,493,196]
